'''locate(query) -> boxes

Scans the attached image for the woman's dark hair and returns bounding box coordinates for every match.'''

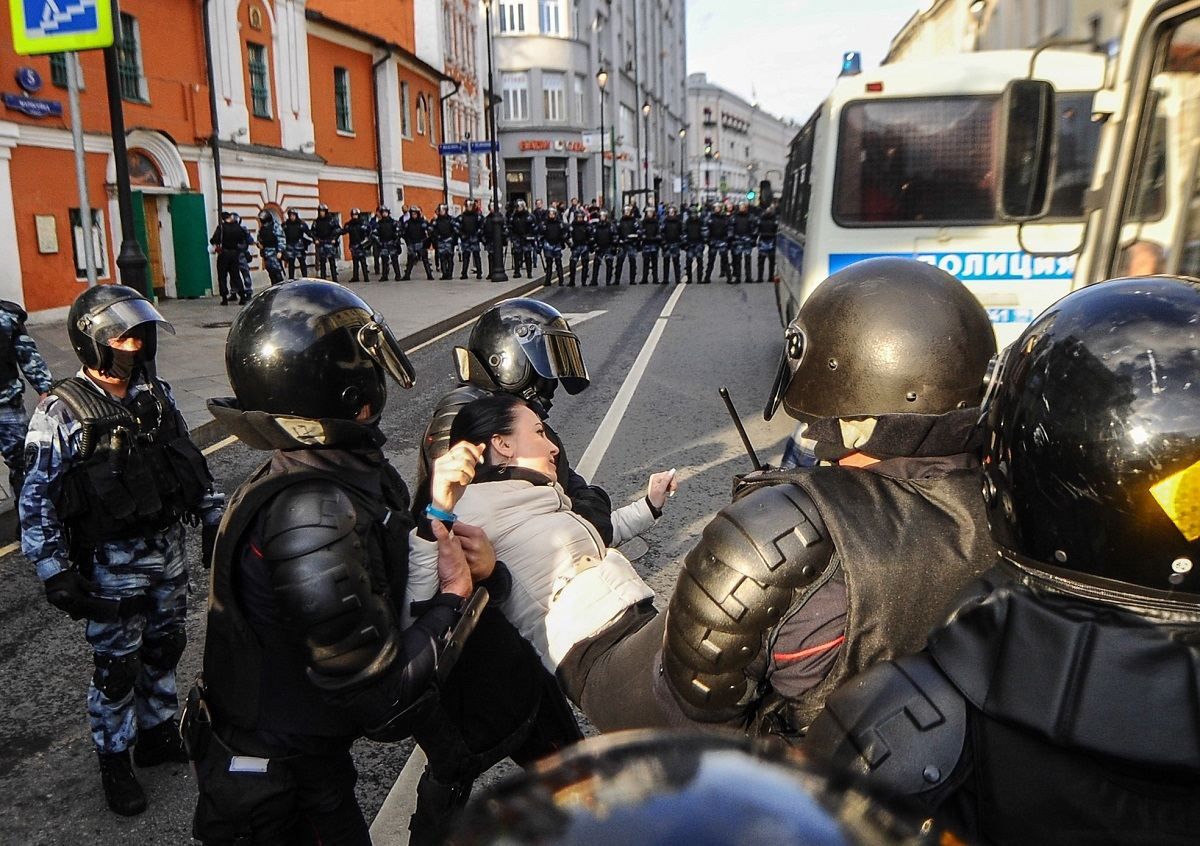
[449,393,528,461]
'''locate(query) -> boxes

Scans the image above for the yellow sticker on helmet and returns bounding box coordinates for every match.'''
[1151,461,1200,542]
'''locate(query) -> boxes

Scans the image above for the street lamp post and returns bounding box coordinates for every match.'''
[596,69,608,210]
[641,100,651,201]
[485,0,508,282]
[678,127,687,206]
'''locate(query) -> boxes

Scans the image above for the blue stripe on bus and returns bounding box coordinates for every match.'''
[830,251,1076,281]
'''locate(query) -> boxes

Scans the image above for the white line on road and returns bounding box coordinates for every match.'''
[368,285,685,841]
[558,309,607,327]
[201,435,238,456]
[574,285,686,481]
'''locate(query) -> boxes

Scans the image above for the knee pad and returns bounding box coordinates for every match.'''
[141,626,187,671]
[94,652,140,700]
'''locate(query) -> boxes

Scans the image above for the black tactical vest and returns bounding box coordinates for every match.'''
[741,464,996,732]
[258,225,280,249]
[0,300,25,385]
[283,220,307,244]
[203,459,413,737]
[52,377,212,544]
[459,212,481,238]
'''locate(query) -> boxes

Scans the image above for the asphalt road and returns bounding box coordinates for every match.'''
[0,277,794,845]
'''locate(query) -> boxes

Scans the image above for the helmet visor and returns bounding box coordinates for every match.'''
[517,326,589,394]
[358,315,415,389]
[86,297,175,347]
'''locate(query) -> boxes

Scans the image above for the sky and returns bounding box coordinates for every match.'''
[686,0,927,124]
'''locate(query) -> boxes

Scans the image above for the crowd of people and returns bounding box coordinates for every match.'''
[208,196,783,299]
[10,249,1200,844]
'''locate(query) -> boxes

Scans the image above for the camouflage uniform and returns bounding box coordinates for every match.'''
[235,217,255,298]
[0,302,52,496]
[256,219,286,286]
[21,375,223,756]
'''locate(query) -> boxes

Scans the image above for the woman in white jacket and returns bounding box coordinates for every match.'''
[406,393,677,728]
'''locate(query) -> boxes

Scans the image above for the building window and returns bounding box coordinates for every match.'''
[334,67,353,133]
[502,72,529,122]
[499,2,525,33]
[543,72,565,121]
[50,53,71,88]
[416,95,428,135]
[619,104,634,147]
[248,43,272,118]
[539,0,561,35]
[573,75,584,124]
[401,82,412,137]
[116,12,148,102]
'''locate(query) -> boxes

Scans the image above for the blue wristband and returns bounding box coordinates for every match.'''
[424,504,458,525]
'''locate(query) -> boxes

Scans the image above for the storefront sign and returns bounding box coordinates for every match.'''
[519,138,590,153]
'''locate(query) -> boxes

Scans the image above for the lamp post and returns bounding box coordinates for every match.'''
[641,100,651,200]
[678,126,687,206]
[596,69,608,211]
[485,0,508,282]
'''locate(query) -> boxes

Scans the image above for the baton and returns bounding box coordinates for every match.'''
[720,386,763,471]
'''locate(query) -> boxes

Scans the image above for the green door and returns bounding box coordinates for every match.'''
[169,193,212,298]
[130,189,156,297]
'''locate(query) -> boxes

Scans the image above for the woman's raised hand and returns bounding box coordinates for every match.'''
[647,468,679,510]
[430,442,486,512]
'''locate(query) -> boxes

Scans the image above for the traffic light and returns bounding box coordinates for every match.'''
[704,138,713,159]
[747,190,757,202]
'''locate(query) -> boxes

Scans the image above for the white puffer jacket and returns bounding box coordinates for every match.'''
[406,478,656,672]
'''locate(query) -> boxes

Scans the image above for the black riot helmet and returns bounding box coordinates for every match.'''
[765,257,995,421]
[454,298,589,408]
[982,276,1200,607]
[224,280,414,423]
[450,731,947,846]
[68,284,174,376]
[258,210,273,224]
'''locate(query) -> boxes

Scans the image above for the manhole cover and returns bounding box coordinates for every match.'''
[202,321,233,329]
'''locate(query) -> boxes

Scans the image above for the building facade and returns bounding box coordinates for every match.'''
[684,73,794,206]
[490,0,687,209]
[0,0,458,314]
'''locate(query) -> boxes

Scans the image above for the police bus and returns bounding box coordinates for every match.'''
[775,49,1106,347]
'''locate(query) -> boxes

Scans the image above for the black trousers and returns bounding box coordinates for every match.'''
[404,245,434,279]
[216,252,246,300]
[460,248,482,278]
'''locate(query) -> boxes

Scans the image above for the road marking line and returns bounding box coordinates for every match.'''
[368,747,427,845]
[0,540,17,558]
[574,285,686,481]
[201,435,238,456]
[559,309,607,326]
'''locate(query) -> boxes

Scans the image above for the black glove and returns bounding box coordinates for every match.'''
[201,521,218,570]
[43,570,99,620]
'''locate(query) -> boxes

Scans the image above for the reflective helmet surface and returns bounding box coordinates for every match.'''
[983,275,1200,603]
[450,731,945,846]
[456,298,589,401]
[68,284,174,373]
[769,257,995,421]
[225,280,414,421]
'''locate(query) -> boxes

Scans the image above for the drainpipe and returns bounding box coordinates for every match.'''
[372,50,391,208]
[440,79,461,206]
[201,0,224,212]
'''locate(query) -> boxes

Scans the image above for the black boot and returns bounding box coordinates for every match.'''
[408,767,472,846]
[133,718,188,767]
[98,750,147,817]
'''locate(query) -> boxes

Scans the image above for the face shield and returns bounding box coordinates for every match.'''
[764,324,805,421]
[357,314,415,389]
[82,297,176,348]
[515,323,589,395]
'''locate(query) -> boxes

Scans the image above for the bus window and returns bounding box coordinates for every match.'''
[1047,93,1102,218]
[834,96,999,226]
[782,111,819,234]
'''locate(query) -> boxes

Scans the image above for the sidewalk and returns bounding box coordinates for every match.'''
[25,269,543,447]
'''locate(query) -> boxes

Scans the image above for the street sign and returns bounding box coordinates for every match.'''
[3,91,62,117]
[10,0,115,55]
[438,142,467,156]
[468,140,499,154]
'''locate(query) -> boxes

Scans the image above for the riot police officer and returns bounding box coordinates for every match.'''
[209,211,250,305]
[756,204,779,283]
[457,200,484,279]
[22,285,223,816]
[0,300,51,504]
[311,203,342,282]
[567,209,593,287]
[255,210,286,286]
[345,208,375,283]
[196,282,575,844]
[660,205,685,285]
[483,202,508,279]
[640,207,662,285]
[683,204,707,284]
[539,207,568,287]
[704,202,731,283]
[282,208,312,279]
[808,275,1200,845]
[402,206,434,280]
[374,206,402,281]
[417,298,612,542]
[615,205,641,286]
[508,201,535,279]
[231,214,256,298]
[730,201,757,284]
[591,210,617,286]
[432,204,459,281]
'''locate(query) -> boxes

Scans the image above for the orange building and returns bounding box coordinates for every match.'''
[0,0,458,313]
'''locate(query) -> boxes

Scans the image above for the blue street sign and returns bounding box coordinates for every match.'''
[469,140,499,154]
[10,0,114,55]
[3,92,62,118]
[16,66,43,93]
[438,142,467,156]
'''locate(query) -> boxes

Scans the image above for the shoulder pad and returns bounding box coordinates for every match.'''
[425,383,491,461]
[805,653,967,799]
[663,484,833,713]
[50,376,132,428]
[0,299,27,323]
[260,479,358,561]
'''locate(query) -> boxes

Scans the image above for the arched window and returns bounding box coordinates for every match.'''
[416,95,428,135]
[127,149,163,187]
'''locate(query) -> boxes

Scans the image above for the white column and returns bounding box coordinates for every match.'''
[213,0,250,141]
[377,58,405,207]
[278,0,315,152]
[0,123,24,304]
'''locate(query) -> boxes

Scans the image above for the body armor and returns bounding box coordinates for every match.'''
[0,300,26,384]
[51,377,212,544]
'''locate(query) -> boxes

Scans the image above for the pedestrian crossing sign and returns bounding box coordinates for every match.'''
[10,0,114,56]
